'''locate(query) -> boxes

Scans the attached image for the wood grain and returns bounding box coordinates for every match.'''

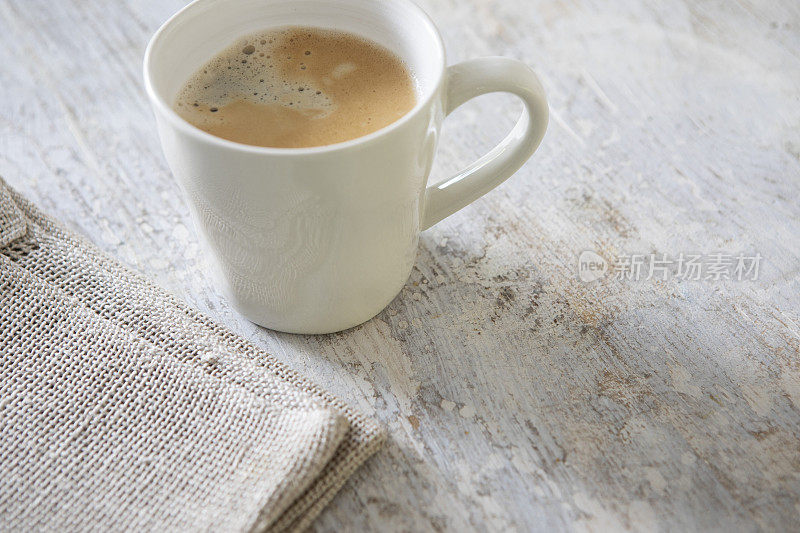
[2,0,799,530]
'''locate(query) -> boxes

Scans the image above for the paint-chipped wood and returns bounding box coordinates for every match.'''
[2,0,799,530]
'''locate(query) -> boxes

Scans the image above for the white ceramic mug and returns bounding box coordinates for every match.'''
[144,0,548,334]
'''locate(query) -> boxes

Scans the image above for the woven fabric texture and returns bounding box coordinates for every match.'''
[0,178,384,532]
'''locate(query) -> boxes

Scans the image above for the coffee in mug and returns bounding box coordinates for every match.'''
[174,26,417,148]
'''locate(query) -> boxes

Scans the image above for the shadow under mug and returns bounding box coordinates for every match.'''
[144,0,548,334]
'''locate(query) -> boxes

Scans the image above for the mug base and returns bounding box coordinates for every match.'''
[241,308,383,334]
[227,282,406,335]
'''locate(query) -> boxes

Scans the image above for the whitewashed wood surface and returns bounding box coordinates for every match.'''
[2,0,800,530]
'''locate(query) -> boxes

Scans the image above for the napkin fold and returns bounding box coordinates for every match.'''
[0,178,384,532]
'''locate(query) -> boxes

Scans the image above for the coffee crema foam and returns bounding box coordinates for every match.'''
[174,27,417,148]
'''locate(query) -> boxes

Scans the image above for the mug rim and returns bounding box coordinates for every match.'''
[143,0,446,155]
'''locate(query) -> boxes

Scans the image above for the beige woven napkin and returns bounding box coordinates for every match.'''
[0,177,384,532]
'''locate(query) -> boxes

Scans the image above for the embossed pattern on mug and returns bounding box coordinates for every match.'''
[174,26,417,148]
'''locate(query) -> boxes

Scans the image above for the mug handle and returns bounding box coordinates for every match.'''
[421,57,549,230]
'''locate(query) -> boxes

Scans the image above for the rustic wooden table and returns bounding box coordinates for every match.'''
[2,0,799,530]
